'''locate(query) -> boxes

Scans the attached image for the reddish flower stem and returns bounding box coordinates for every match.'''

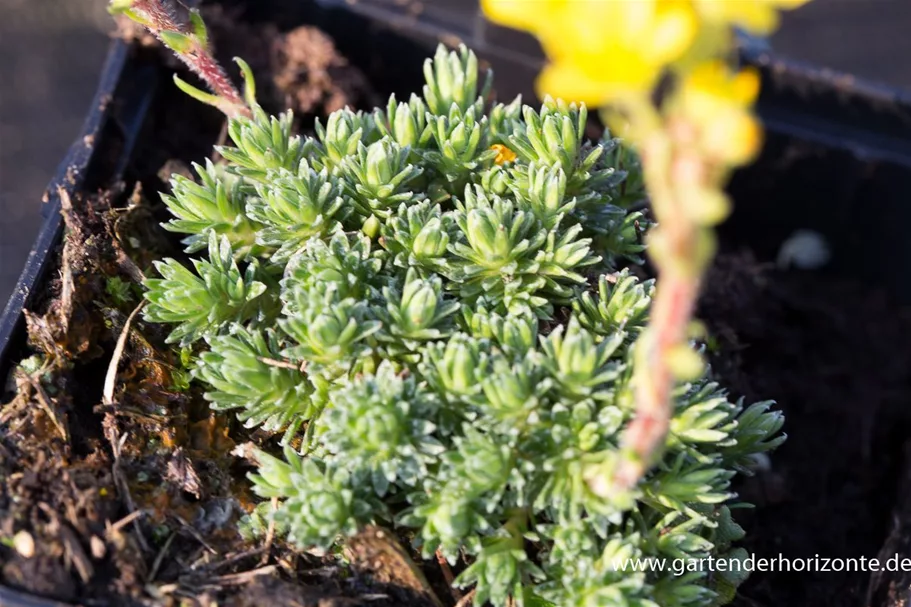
[608,124,708,493]
[130,0,250,118]
[613,274,698,489]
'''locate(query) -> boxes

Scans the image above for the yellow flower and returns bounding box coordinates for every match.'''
[677,61,762,164]
[681,61,760,113]
[693,0,810,34]
[490,144,517,165]
[481,0,562,32]
[482,0,810,104]
[482,0,697,105]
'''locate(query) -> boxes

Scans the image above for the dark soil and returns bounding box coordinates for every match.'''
[202,4,379,123]
[4,2,911,607]
[702,251,911,607]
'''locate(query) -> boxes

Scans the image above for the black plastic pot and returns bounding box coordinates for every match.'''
[2,0,911,604]
[0,38,159,376]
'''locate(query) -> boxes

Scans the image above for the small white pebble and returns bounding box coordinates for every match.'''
[13,530,35,558]
[777,229,831,270]
[90,536,106,559]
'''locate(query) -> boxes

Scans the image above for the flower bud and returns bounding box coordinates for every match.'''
[393,102,419,147]
[481,165,511,195]
[362,214,381,239]
[366,140,394,184]
[402,280,439,331]
[466,210,499,258]
[412,218,449,258]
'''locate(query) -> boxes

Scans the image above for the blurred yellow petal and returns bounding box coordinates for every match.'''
[693,0,807,35]
[650,3,698,62]
[683,62,759,110]
[481,0,560,32]
[732,68,761,104]
[730,114,763,164]
[703,111,763,165]
[677,61,763,164]
[679,187,732,226]
[537,63,615,107]
[538,58,660,106]
[774,0,811,8]
[482,0,703,102]
[535,2,653,60]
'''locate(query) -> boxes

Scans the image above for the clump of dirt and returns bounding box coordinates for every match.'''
[270,26,378,118]
[701,251,911,607]
[199,3,379,127]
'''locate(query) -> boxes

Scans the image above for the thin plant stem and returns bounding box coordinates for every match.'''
[609,122,709,492]
[128,0,250,118]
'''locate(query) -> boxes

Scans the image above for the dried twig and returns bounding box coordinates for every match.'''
[436,548,462,601]
[25,374,68,441]
[259,497,279,566]
[61,525,95,584]
[153,583,179,596]
[172,515,217,554]
[58,187,76,334]
[108,509,146,534]
[103,301,146,406]
[40,504,94,584]
[149,532,177,582]
[206,565,277,587]
[257,356,306,372]
[204,547,268,573]
[454,588,477,607]
[105,424,150,553]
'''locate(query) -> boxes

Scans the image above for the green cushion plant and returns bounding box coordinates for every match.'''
[125,5,785,603]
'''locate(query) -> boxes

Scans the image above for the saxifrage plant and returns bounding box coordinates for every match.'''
[115,3,784,603]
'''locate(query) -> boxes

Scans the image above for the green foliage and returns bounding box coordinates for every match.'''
[375,93,432,149]
[219,107,304,180]
[342,139,424,219]
[144,233,270,345]
[195,327,322,440]
[105,275,135,305]
[423,44,491,116]
[145,42,783,607]
[162,160,260,256]
[313,108,377,169]
[321,361,445,496]
[245,161,350,261]
[425,107,498,193]
[250,446,379,553]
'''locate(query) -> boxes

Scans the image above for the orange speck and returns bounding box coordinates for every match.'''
[490,144,517,165]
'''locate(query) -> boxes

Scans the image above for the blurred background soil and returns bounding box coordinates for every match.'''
[2,0,911,306]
